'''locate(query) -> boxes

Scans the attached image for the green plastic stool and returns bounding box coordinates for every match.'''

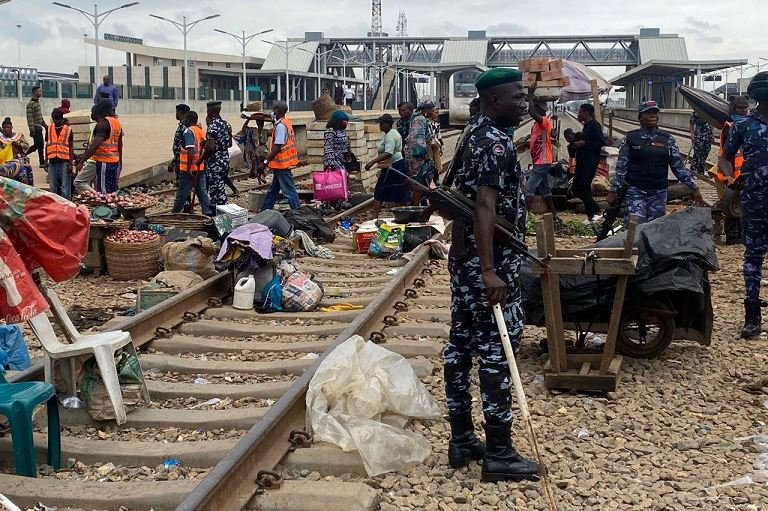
[0,370,61,477]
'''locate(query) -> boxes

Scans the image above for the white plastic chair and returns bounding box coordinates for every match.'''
[26,289,151,425]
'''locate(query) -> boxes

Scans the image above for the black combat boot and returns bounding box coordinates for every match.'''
[481,419,539,482]
[741,298,763,338]
[447,412,485,468]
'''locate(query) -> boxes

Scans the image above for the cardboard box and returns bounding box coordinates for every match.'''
[354,226,378,254]
[540,69,564,81]
[519,58,549,73]
[523,72,537,87]
[215,204,248,228]
[548,59,564,71]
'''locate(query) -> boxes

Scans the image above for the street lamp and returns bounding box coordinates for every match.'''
[297,46,335,98]
[15,25,20,69]
[53,2,139,87]
[150,13,221,103]
[262,40,307,111]
[214,28,273,106]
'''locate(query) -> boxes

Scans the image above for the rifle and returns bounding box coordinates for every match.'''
[596,182,629,242]
[390,167,548,268]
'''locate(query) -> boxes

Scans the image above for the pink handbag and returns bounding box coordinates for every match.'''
[312,168,348,201]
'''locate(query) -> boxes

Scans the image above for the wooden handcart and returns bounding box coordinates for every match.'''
[533,213,638,392]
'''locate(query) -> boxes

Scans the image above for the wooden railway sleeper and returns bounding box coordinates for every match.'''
[394,301,409,312]
[289,430,313,451]
[370,331,386,344]
[255,470,283,490]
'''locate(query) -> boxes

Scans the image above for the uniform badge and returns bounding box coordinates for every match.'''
[492,143,505,155]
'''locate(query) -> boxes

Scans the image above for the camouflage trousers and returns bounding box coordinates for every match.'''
[623,186,667,225]
[691,139,712,175]
[740,169,768,299]
[445,252,523,424]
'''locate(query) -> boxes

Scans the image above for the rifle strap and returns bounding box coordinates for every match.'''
[449,217,468,261]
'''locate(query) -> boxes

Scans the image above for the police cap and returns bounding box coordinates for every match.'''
[206,101,223,108]
[474,68,523,91]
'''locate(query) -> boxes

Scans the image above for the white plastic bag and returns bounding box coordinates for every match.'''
[306,335,441,476]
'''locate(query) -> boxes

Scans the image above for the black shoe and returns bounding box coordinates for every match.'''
[741,298,763,338]
[447,412,485,468]
[481,419,539,482]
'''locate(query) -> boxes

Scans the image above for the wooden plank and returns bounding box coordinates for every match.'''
[530,257,637,276]
[600,275,629,374]
[545,371,618,393]
[555,248,638,258]
[608,355,623,375]
[579,362,591,376]
[591,79,604,126]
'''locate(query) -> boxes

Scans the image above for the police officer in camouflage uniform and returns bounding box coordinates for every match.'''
[444,68,537,482]
[607,101,703,224]
[689,111,714,175]
[719,72,768,338]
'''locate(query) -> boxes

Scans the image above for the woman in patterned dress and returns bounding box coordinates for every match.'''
[0,118,34,185]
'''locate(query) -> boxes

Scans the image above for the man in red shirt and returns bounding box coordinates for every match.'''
[524,100,559,222]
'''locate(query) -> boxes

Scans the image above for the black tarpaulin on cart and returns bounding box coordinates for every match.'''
[521,207,719,342]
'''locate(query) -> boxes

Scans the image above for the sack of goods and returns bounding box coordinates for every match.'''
[161,236,217,279]
[368,223,405,258]
[79,351,146,421]
[281,262,324,312]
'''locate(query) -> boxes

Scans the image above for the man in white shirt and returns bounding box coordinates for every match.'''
[344,86,356,107]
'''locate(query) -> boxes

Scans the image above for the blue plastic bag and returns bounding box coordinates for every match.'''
[0,324,31,370]
[260,274,283,312]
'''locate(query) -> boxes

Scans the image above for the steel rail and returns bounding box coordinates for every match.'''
[174,230,446,511]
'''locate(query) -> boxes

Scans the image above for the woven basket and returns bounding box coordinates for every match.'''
[312,95,338,121]
[527,196,550,215]
[147,213,212,231]
[245,101,262,112]
[104,237,162,281]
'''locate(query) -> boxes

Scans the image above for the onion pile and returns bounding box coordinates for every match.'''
[75,191,157,209]
[115,193,156,210]
[75,190,116,207]
[105,229,159,244]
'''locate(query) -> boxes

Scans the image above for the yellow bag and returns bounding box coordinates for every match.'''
[0,144,14,165]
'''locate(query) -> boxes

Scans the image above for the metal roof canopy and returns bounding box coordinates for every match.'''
[85,38,264,65]
[611,59,749,86]
[261,40,319,72]
[245,68,366,84]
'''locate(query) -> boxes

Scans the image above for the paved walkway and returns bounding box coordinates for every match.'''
[17,109,393,189]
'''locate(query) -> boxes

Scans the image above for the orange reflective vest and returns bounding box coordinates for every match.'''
[268,117,299,170]
[179,125,205,172]
[93,117,121,164]
[46,124,72,161]
[717,121,743,182]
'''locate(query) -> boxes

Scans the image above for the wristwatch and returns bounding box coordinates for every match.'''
[263,159,269,165]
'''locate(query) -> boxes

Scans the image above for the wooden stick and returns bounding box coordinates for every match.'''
[492,304,559,511]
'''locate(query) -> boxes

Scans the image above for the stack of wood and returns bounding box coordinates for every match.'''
[64,110,94,155]
[520,58,570,101]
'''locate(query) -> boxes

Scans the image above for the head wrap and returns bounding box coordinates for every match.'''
[330,110,350,123]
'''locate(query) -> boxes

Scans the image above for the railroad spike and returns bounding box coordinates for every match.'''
[370,331,386,344]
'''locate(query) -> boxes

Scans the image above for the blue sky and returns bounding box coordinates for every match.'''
[8,0,767,82]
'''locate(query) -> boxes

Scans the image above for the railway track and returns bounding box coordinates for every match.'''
[0,132,460,511]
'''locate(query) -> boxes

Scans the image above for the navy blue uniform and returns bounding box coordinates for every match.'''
[612,128,698,224]
[445,114,526,425]
[690,112,714,175]
[205,117,232,208]
[723,112,768,299]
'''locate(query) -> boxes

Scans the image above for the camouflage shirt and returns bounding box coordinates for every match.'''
[454,114,525,235]
[723,111,768,175]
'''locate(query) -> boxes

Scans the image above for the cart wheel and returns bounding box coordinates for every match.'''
[618,300,675,358]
